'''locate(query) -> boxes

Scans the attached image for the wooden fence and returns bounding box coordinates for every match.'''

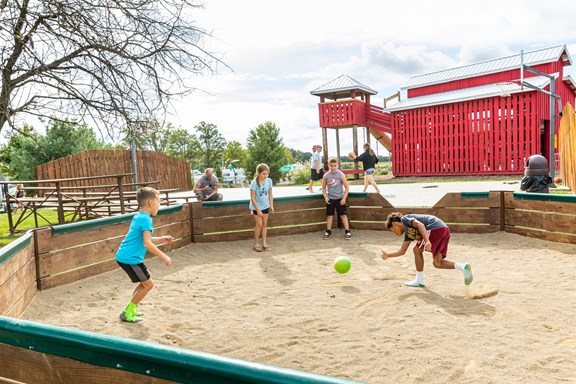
[1,191,575,383]
[35,149,192,191]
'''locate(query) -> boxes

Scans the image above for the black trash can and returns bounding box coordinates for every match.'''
[520,154,552,193]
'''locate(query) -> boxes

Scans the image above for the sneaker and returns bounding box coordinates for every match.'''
[305,187,310,190]
[344,230,352,240]
[464,264,473,285]
[119,311,142,323]
[404,279,425,287]
[323,229,332,240]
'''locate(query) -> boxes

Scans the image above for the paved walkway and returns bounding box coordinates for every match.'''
[173,179,524,207]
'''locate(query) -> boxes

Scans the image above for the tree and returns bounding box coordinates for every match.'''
[246,121,286,182]
[0,0,223,135]
[2,119,108,179]
[165,128,199,163]
[223,141,247,169]
[194,121,226,171]
[290,148,313,163]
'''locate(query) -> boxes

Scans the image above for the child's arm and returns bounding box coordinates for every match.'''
[381,240,411,260]
[412,219,432,252]
[340,171,349,205]
[152,235,174,245]
[143,230,172,265]
[268,186,274,213]
[321,174,329,204]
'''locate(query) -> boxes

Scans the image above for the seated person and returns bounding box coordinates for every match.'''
[194,168,223,201]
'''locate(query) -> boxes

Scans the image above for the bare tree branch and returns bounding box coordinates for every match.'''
[0,0,226,136]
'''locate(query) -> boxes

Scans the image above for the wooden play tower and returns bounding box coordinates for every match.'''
[310,75,393,174]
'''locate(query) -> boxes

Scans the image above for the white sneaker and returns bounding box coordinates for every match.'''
[404,279,425,287]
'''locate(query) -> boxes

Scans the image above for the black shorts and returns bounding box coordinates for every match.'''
[326,199,347,216]
[310,169,324,181]
[251,208,270,215]
[117,261,150,283]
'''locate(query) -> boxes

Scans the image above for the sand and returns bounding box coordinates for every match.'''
[22,231,576,384]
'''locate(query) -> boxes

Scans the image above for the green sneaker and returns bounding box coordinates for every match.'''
[133,309,143,317]
[464,264,473,285]
[119,311,142,323]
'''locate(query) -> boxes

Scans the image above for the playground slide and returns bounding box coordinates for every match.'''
[368,127,392,152]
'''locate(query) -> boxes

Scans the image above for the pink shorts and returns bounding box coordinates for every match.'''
[416,227,450,258]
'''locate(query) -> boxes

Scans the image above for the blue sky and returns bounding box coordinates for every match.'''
[169,0,576,154]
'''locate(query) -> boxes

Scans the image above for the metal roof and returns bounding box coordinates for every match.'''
[403,45,571,89]
[386,75,552,112]
[310,74,378,96]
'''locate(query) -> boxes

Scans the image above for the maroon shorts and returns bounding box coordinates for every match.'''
[416,227,450,258]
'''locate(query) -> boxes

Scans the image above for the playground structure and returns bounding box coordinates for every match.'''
[312,45,576,178]
[310,75,393,176]
[2,190,576,382]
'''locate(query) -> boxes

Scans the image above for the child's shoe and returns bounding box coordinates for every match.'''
[344,230,352,240]
[404,279,425,287]
[120,311,142,323]
[464,264,473,285]
[323,229,332,240]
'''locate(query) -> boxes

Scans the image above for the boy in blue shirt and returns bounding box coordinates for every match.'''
[116,187,173,322]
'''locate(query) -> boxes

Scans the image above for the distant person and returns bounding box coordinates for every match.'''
[322,157,351,240]
[250,163,274,252]
[15,184,25,211]
[308,145,324,193]
[194,168,223,201]
[381,212,473,287]
[115,187,173,322]
[349,143,381,193]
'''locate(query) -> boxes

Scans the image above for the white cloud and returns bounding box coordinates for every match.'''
[169,0,576,155]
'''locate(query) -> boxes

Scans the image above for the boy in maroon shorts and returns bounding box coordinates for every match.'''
[381,212,473,287]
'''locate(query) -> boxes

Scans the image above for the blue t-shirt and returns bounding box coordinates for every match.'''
[116,212,154,264]
[325,170,345,199]
[249,178,273,210]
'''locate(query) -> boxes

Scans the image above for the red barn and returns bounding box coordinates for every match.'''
[386,44,576,176]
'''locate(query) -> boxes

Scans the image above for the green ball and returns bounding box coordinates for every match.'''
[333,256,351,274]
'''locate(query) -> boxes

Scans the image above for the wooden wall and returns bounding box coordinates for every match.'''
[35,149,192,191]
[34,205,191,290]
[1,191,575,317]
[0,233,37,318]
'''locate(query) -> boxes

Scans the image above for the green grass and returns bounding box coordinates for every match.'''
[0,209,64,248]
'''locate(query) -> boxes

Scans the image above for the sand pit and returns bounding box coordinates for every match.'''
[22,231,576,383]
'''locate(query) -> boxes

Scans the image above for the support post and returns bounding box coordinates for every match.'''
[4,184,14,234]
[549,79,556,185]
[117,176,126,215]
[322,128,328,170]
[352,125,359,179]
[55,181,65,224]
[336,129,341,164]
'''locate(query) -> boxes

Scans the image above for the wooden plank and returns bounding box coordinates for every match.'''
[40,258,118,290]
[449,224,500,233]
[348,207,390,222]
[193,223,326,243]
[0,258,36,316]
[193,209,326,234]
[433,191,501,208]
[0,241,34,288]
[36,210,189,254]
[191,199,324,219]
[505,209,575,234]
[397,207,500,225]
[39,221,190,277]
[350,222,385,231]
[505,226,576,245]
[0,344,174,384]
[5,282,37,318]
[504,192,576,215]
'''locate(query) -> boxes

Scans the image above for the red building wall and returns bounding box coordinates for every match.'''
[392,58,575,176]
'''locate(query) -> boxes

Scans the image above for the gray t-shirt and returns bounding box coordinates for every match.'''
[197,175,216,196]
[401,214,447,242]
[325,170,345,199]
[311,152,321,170]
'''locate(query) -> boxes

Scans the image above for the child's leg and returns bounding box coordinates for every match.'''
[326,215,334,229]
[369,175,381,193]
[432,252,455,269]
[362,176,369,192]
[131,278,154,305]
[253,215,263,249]
[405,246,426,287]
[340,214,350,230]
[261,214,269,248]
